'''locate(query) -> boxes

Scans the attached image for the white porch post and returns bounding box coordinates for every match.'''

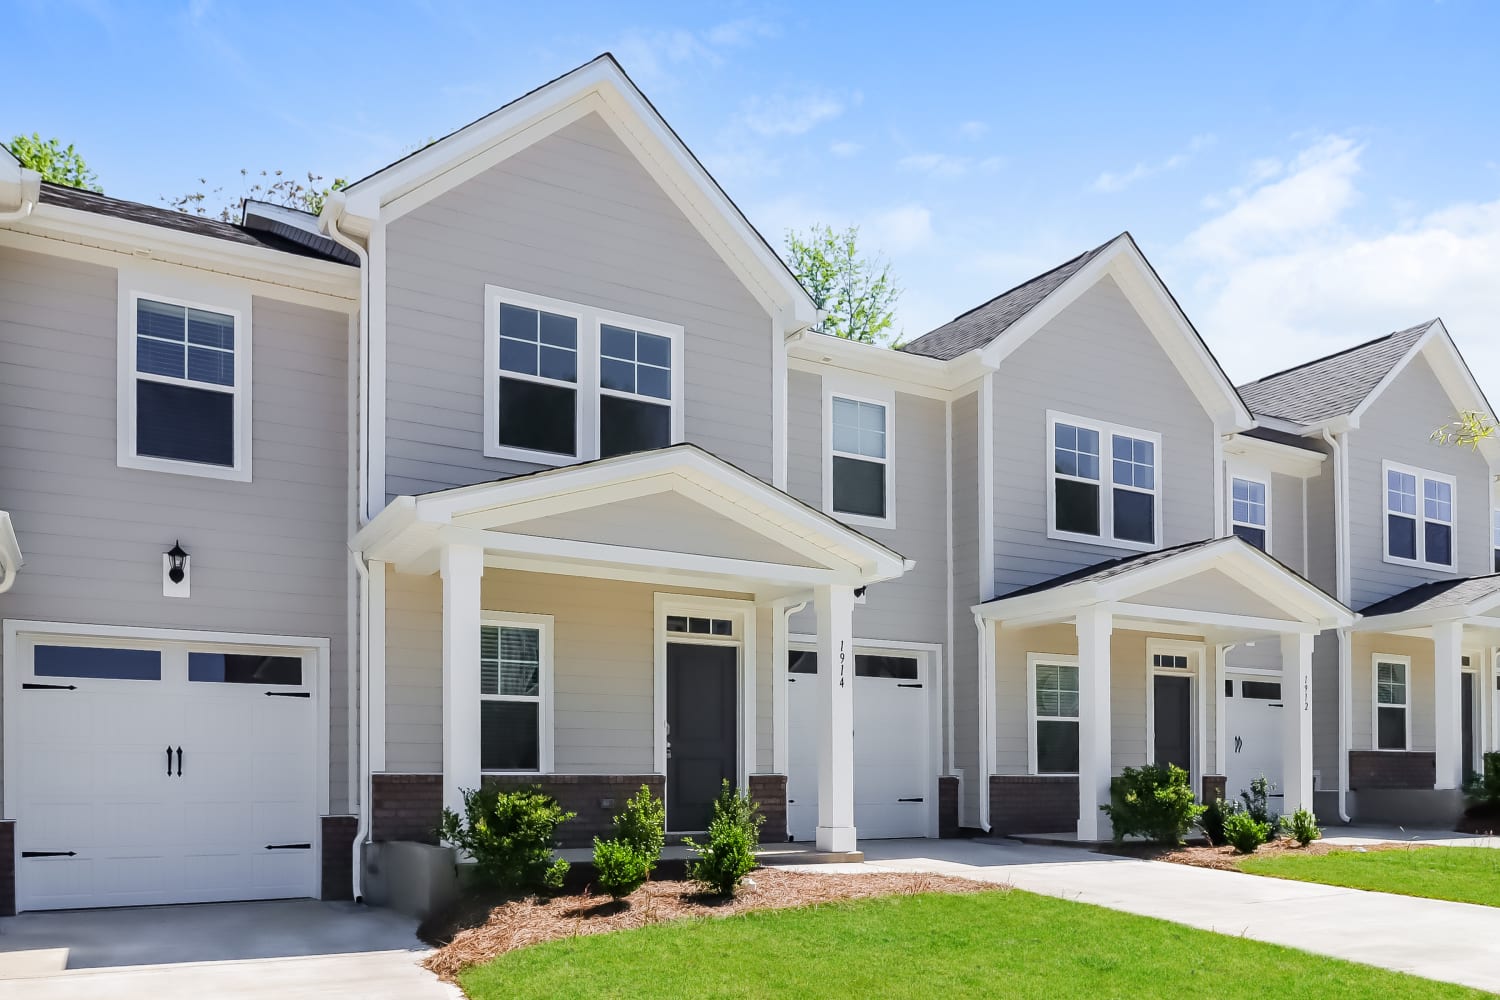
[1075,606,1113,841]
[814,583,857,852]
[1280,632,1315,814]
[1433,622,1464,790]
[441,543,484,819]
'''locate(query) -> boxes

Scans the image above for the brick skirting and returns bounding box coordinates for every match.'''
[371,774,444,844]
[749,774,788,843]
[1202,775,1227,802]
[1349,751,1435,790]
[0,821,13,917]
[989,775,1079,835]
[938,776,960,838]
[321,815,357,901]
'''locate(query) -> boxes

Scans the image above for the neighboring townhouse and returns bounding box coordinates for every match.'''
[0,54,1490,916]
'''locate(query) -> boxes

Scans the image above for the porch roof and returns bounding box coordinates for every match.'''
[351,444,911,596]
[973,536,1353,637]
[1356,573,1500,632]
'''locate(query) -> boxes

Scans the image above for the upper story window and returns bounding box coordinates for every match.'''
[1230,476,1269,551]
[827,394,891,525]
[484,286,683,466]
[119,283,251,482]
[1048,412,1159,550]
[1383,461,1454,571]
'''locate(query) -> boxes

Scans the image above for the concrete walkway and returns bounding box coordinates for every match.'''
[0,899,459,999]
[778,838,1500,995]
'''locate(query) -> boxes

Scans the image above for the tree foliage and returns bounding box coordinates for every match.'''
[164,169,347,222]
[8,134,100,192]
[784,224,901,346]
[1432,410,1494,450]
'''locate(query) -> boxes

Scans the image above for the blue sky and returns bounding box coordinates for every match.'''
[12,1,1500,391]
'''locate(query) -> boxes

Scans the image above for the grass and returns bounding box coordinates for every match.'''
[458,890,1483,1000]
[1239,846,1500,908]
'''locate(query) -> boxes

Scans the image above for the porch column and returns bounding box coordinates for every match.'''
[1433,622,1464,790]
[1280,632,1315,814]
[1075,606,1113,841]
[814,583,857,852]
[441,543,484,819]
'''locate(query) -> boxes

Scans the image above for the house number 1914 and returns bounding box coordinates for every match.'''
[839,640,847,688]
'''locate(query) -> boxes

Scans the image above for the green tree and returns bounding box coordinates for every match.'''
[8,134,101,192]
[164,169,347,222]
[1433,410,1494,450]
[784,224,901,346]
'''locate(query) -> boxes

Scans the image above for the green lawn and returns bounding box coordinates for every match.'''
[458,890,1482,1000]
[1239,846,1500,908]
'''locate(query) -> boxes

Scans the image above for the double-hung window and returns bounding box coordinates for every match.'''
[484,286,682,465]
[1230,476,1269,550]
[1049,412,1159,548]
[479,613,553,772]
[827,394,891,524]
[1383,461,1455,570]
[1031,656,1080,774]
[121,288,249,481]
[1373,656,1409,751]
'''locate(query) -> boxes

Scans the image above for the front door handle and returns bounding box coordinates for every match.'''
[166,745,174,776]
[176,746,183,777]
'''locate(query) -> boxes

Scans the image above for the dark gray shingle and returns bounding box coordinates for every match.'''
[1358,575,1500,618]
[1237,322,1434,424]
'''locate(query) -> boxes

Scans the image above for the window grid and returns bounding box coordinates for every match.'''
[1032,659,1080,776]
[829,394,891,523]
[480,623,544,772]
[1375,658,1409,751]
[1384,463,1455,569]
[136,299,236,390]
[599,324,672,402]
[1049,415,1159,549]
[831,397,888,462]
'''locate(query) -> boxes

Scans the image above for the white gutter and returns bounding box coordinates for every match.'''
[1322,428,1353,824]
[0,165,39,223]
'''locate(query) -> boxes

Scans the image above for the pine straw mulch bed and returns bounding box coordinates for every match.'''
[421,868,995,982]
[1099,838,1417,870]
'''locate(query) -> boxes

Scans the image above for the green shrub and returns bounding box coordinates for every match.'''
[1198,795,1241,847]
[1223,809,1272,854]
[437,786,574,892]
[1101,763,1205,844]
[592,836,651,899]
[1465,752,1500,810]
[1284,807,1321,847]
[683,780,764,896]
[1238,774,1282,840]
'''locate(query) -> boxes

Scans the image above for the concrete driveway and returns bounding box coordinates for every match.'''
[0,899,459,999]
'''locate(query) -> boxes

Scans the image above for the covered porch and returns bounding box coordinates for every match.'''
[974,537,1352,840]
[352,445,910,855]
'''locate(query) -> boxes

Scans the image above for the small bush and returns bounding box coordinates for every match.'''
[1198,795,1241,847]
[683,780,764,896]
[1239,774,1282,840]
[1465,752,1500,811]
[1101,763,1205,844]
[437,786,574,892]
[592,836,651,899]
[1223,809,1272,854]
[1285,807,1321,847]
[590,785,666,900]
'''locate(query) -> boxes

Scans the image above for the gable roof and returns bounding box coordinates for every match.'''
[899,239,1112,361]
[328,53,818,329]
[1358,574,1500,619]
[1237,321,1435,424]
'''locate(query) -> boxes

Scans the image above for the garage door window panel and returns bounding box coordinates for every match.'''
[34,645,162,681]
[188,652,302,685]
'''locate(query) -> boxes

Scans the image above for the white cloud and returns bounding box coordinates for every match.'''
[1092,133,1215,193]
[867,204,934,253]
[958,120,989,139]
[612,17,776,85]
[829,140,863,157]
[897,152,1005,178]
[738,92,846,137]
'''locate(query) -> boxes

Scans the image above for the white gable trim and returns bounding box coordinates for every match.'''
[977,235,1253,432]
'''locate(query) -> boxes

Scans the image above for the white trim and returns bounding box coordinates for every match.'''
[477,610,555,774]
[822,381,896,530]
[772,316,788,490]
[1223,431,1326,479]
[368,222,388,515]
[116,268,253,482]
[1371,652,1413,752]
[1046,410,1163,552]
[1228,467,1272,553]
[1462,649,1483,774]
[944,397,956,779]
[1145,638,1206,792]
[786,329,996,400]
[1380,460,1456,572]
[368,560,388,773]
[1025,652,1080,776]
[979,375,995,601]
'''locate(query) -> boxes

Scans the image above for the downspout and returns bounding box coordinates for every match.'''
[1322,428,1353,824]
[325,197,376,900]
[0,168,38,222]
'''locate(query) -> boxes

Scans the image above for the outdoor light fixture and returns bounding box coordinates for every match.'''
[167,541,187,583]
[163,540,190,598]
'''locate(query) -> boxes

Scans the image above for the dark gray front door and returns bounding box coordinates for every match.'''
[1462,672,1476,777]
[1153,674,1192,773]
[667,643,737,832]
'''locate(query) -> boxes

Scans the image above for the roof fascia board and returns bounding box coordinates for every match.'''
[786,331,995,399]
[1223,433,1327,478]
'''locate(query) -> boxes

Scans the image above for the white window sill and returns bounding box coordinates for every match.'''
[830,508,895,531]
[118,453,251,483]
[1381,553,1454,573]
[483,444,580,466]
[1047,528,1159,553]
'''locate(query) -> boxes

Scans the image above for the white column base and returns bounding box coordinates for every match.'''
[815,825,858,853]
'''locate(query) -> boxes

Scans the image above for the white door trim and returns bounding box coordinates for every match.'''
[1145,638,1206,792]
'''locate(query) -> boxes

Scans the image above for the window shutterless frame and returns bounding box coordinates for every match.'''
[1045,410,1161,551]
[117,276,252,482]
[478,611,554,774]
[1371,653,1411,752]
[1026,653,1080,776]
[1229,472,1271,552]
[823,383,895,529]
[1381,460,1456,571]
[483,285,684,467]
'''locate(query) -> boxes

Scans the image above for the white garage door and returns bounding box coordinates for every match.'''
[786,646,930,840]
[1224,674,1284,809]
[11,631,319,911]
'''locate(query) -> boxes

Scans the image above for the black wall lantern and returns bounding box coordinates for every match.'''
[166,541,188,584]
[163,540,190,598]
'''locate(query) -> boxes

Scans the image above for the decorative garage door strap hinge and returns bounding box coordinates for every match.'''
[897,797,924,803]
[897,682,923,688]
[21,851,76,858]
[265,843,312,850]
[265,691,311,698]
[22,683,76,691]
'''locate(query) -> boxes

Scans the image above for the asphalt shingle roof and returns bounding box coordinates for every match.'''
[898,238,1115,360]
[1236,322,1435,424]
[984,538,1224,602]
[1358,575,1500,618]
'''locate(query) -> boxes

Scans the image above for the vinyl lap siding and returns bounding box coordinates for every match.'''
[1269,472,1306,575]
[991,276,1216,594]
[0,246,352,811]
[383,111,773,500]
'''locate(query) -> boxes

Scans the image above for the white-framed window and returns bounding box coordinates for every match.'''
[1027,654,1079,775]
[1372,654,1410,751]
[1047,411,1160,550]
[1491,509,1499,573]
[1230,475,1270,551]
[1382,461,1455,570]
[117,275,252,482]
[821,381,895,528]
[483,285,684,465]
[479,611,554,773]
